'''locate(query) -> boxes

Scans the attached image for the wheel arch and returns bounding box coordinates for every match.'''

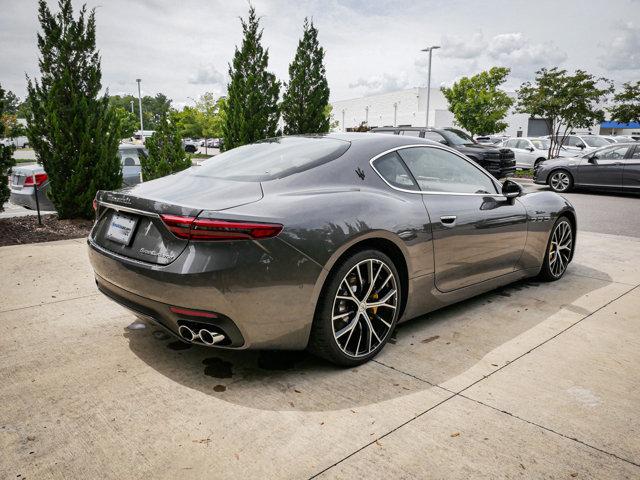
[310,233,411,325]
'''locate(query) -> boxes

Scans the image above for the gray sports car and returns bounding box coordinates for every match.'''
[534,142,640,193]
[88,134,576,366]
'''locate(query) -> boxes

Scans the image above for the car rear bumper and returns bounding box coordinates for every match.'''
[87,235,324,350]
[9,188,55,211]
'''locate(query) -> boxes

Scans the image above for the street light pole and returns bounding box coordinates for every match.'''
[136,78,144,141]
[421,45,440,127]
[365,105,369,126]
[130,100,134,114]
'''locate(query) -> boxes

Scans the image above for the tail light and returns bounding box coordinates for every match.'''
[23,173,48,187]
[92,198,98,212]
[160,214,283,241]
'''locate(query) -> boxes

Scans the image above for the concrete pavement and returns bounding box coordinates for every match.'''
[0,233,639,479]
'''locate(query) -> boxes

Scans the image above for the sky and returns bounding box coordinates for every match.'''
[1,0,639,108]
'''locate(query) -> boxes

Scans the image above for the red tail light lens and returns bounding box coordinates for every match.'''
[160,214,283,241]
[169,306,218,318]
[23,173,48,187]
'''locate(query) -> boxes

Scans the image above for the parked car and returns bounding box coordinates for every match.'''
[0,136,29,148]
[9,144,146,211]
[88,133,575,366]
[501,137,570,169]
[548,134,610,154]
[534,142,640,193]
[601,135,637,144]
[182,139,199,153]
[372,127,515,179]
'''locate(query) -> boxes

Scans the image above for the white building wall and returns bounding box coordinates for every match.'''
[331,88,534,138]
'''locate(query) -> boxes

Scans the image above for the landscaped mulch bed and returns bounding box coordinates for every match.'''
[0,214,93,247]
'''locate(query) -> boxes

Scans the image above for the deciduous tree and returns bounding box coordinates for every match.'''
[516,68,613,158]
[0,84,16,211]
[441,67,513,138]
[609,81,640,124]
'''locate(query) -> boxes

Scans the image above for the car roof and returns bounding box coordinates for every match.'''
[324,131,442,148]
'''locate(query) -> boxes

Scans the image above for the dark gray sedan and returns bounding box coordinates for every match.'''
[88,134,576,366]
[534,143,640,193]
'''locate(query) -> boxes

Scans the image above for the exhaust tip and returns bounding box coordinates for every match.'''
[199,329,225,346]
[178,325,196,342]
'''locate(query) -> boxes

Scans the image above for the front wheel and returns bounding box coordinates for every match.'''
[548,170,573,193]
[538,216,574,281]
[308,250,401,367]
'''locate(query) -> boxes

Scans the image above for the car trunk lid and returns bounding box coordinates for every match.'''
[91,173,263,265]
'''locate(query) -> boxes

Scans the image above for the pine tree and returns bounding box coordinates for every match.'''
[26,0,122,219]
[282,19,330,135]
[0,84,17,211]
[223,6,280,150]
[141,114,191,181]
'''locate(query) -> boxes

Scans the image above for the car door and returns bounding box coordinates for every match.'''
[623,144,640,193]
[396,146,528,292]
[577,145,630,191]
[515,139,536,168]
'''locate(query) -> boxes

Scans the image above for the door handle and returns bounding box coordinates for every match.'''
[440,215,457,227]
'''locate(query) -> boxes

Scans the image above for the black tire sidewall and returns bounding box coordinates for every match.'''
[312,249,401,367]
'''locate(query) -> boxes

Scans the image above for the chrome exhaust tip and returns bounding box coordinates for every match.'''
[198,329,225,346]
[178,325,197,342]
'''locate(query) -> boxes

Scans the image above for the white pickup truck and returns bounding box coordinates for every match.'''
[0,136,30,148]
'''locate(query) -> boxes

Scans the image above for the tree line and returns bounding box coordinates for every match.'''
[441,68,639,159]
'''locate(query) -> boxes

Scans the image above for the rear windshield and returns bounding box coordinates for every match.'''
[197,136,350,181]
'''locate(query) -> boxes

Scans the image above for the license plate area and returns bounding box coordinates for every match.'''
[106,212,138,245]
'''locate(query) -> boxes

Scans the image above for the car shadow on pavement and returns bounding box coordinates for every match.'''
[124,264,612,412]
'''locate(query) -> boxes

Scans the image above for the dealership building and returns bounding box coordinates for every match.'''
[330,87,638,138]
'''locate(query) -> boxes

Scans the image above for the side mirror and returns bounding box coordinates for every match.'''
[502,179,523,199]
[588,155,598,164]
[577,143,586,149]
[528,147,535,152]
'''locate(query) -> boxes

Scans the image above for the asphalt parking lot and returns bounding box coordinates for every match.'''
[1,189,639,479]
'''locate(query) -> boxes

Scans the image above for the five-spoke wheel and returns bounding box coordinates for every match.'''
[549,170,573,193]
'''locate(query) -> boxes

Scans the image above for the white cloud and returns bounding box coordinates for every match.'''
[439,32,487,59]
[486,32,567,78]
[599,23,640,70]
[348,73,410,95]
[187,65,226,86]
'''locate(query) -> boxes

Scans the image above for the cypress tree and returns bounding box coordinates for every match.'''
[223,6,280,150]
[26,0,122,219]
[282,19,330,135]
[0,84,17,211]
[141,114,191,181]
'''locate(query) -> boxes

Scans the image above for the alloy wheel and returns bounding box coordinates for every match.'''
[550,171,570,192]
[548,220,573,278]
[331,258,398,358]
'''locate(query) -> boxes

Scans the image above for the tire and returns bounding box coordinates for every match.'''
[538,216,574,281]
[308,249,401,367]
[548,169,573,192]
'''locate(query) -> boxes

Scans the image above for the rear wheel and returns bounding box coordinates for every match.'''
[308,250,401,366]
[538,216,574,281]
[548,170,573,192]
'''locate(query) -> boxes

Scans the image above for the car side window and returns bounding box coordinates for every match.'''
[630,146,640,160]
[515,140,529,149]
[505,139,518,148]
[397,147,498,194]
[594,145,629,164]
[400,130,421,137]
[373,152,419,190]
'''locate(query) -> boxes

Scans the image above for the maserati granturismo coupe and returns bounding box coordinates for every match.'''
[88,133,576,366]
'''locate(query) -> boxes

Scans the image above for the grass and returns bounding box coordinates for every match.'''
[189,153,213,159]
[512,169,533,179]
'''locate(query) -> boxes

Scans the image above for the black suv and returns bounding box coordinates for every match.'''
[372,127,516,179]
